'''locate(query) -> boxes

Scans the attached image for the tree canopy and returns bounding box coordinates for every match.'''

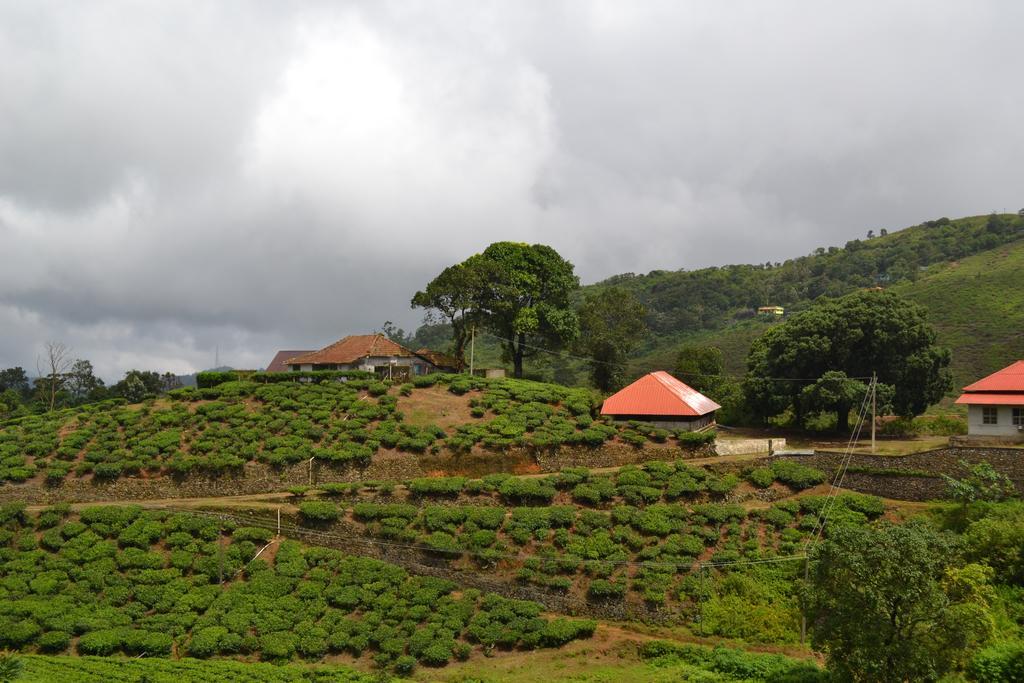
[674,345,725,395]
[412,242,580,378]
[805,520,994,682]
[743,289,951,430]
[575,287,647,392]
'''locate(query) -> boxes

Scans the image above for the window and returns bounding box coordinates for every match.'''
[982,407,998,425]
[1014,408,1023,426]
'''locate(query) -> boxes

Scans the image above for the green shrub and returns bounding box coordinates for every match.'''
[298,501,340,522]
[541,619,597,646]
[196,371,239,388]
[747,467,775,488]
[677,430,716,446]
[408,477,466,497]
[587,579,626,599]
[37,630,71,652]
[498,477,557,504]
[394,655,417,674]
[968,642,1024,683]
[771,460,826,489]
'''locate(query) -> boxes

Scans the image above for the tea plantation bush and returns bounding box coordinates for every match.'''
[19,653,379,682]
[0,507,594,673]
[1,375,721,484]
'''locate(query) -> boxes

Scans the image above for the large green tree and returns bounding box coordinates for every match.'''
[674,345,725,394]
[410,259,492,369]
[744,289,951,430]
[805,521,994,682]
[413,242,580,378]
[0,367,31,399]
[575,287,647,391]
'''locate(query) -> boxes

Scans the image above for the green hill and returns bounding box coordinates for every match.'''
[895,239,1024,388]
[407,212,1023,387]
[604,214,1024,388]
[626,236,1024,391]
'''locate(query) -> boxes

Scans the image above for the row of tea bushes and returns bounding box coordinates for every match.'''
[0,504,595,674]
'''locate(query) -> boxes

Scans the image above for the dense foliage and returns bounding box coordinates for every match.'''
[806,520,995,682]
[303,459,872,631]
[744,289,952,430]
[574,287,648,391]
[413,241,581,378]
[0,504,594,673]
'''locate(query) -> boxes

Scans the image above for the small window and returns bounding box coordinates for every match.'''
[1014,408,1023,426]
[982,407,998,425]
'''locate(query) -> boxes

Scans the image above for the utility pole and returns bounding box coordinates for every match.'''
[871,371,877,454]
[468,325,475,376]
[277,508,281,537]
[308,456,315,487]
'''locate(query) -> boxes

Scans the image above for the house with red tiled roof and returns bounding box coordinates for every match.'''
[600,371,721,431]
[283,334,451,381]
[955,360,1024,440]
[265,350,314,374]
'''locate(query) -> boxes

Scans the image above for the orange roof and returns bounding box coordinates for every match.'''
[961,360,1024,392]
[601,371,721,417]
[265,350,314,373]
[286,334,415,366]
[955,393,1024,406]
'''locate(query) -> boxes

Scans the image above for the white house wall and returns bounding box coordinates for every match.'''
[967,404,1024,437]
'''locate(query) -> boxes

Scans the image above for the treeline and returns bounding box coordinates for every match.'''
[0,362,181,420]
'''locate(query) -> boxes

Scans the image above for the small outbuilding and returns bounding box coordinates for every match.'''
[955,360,1024,441]
[600,371,721,431]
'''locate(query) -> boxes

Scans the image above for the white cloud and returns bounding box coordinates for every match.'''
[1,1,1023,379]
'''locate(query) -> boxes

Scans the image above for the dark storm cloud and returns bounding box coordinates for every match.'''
[1,1,1022,379]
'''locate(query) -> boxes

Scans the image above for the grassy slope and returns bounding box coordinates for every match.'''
[893,239,1024,388]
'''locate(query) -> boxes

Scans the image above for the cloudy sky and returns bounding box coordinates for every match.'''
[1,1,1022,380]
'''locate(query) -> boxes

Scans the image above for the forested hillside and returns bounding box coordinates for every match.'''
[407,213,1024,388]
[596,213,1022,337]
[613,214,1024,388]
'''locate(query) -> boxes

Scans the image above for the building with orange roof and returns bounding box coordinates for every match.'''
[284,334,452,381]
[955,360,1024,440]
[600,371,721,431]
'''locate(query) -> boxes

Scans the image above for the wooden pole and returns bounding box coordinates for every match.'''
[871,371,877,454]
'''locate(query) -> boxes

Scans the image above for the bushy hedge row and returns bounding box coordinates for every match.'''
[1,372,731,484]
[301,479,885,607]
[19,653,378,682]
[640,640,825,681]
[0,506,594,673]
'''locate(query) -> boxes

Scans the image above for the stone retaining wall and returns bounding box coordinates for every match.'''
[714,438,786,456]
[770,447,1024,502]
[0,442,718,505]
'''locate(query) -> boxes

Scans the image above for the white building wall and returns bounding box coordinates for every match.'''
[967,404,1024,437]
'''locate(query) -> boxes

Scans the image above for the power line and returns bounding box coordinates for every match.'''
[478,330,873,382]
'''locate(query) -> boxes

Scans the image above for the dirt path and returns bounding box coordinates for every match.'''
[25,491,298,513]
